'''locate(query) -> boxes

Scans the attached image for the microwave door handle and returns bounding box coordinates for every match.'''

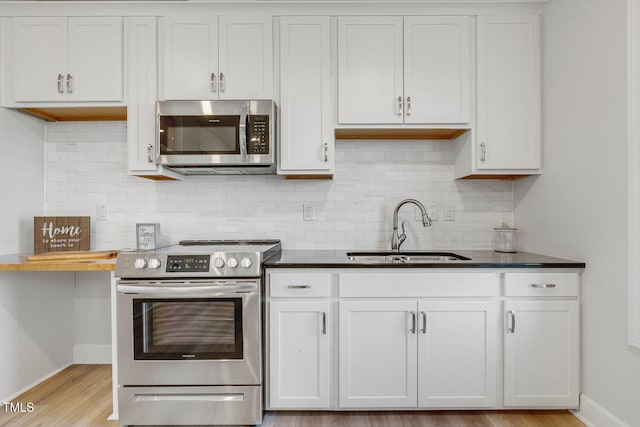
[239,107,248,161]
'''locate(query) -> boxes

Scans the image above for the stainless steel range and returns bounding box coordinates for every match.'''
[115,239,281,427]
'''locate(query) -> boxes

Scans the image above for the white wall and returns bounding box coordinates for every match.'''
[0,108,75,402]
[514,0,640,425]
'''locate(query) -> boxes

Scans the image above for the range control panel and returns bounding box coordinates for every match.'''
[115,252,261,278]
[166,255,210,272]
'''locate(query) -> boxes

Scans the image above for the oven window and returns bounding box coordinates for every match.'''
[159,115,240,155]
[133,298,243,360]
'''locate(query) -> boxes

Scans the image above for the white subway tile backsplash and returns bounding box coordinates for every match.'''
[44,121,513,250]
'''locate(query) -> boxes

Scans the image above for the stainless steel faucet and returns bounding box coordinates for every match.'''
[391,199,432,252]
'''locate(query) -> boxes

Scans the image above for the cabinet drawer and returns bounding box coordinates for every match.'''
[339,273,500,298]
[504,272,579,297]
[269,272,331,297]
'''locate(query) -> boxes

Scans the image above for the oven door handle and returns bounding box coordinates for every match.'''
[116,283,257,296]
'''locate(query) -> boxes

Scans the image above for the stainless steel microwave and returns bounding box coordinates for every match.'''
[156,100,276,175]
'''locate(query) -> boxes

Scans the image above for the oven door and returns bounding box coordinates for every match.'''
[116,279,261,386]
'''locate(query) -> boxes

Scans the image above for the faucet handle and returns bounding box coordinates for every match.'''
[398,221,407,247]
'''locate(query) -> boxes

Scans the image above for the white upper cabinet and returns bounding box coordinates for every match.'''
[337,16,470,125]
[13,17,123,103]
[454,14,541,179]
[404,17,470,124]
[278,16,333,176]
[160,16,272,100]
[476,15,541,170]
[338,17,403,125]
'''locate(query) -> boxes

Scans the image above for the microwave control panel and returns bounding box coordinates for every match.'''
[247,115,270,154]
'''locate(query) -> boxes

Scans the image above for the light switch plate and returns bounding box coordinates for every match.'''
[444,203,455,221]
[303,203,315,221]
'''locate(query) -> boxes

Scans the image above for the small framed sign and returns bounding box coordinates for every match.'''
[136,223,160,250]
[34,216,90,254]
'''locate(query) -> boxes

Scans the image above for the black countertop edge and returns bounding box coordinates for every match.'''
[263,250,586,269]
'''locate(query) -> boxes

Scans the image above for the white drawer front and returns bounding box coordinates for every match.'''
[339,273,500,298]
[269,272,331,297]
[504,272,579,297]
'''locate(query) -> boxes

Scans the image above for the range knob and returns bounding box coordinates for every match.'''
[134,258,147,269]
[227,257,239,268]
[240,257,253,268]
[148,258,161,269]
[213,257,225,268]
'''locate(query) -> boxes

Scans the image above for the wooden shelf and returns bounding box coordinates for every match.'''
[18,106,127,122]
[334,128,468,140]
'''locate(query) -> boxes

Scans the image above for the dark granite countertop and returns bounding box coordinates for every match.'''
[264,250,585,269]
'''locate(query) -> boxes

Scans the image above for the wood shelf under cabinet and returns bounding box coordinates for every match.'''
[17,106,127,122]
[334,128,468,141]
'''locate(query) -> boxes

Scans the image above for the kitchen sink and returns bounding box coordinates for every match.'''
[346,251,471,263]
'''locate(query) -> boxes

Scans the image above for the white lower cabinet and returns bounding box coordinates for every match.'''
[269,300,331,408]
[339,300,418,408]
[503,300,580,407]
[339,299,498,409]
[417,300,498,408]
[266,269,580,412]
[503,272,580,408]
[266,271,332,409]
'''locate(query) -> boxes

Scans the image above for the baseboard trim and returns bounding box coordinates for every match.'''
[73,344,112,364]
[1,363,72,403]
[572,394,632,427]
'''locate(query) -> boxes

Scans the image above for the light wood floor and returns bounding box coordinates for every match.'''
[0,364,586,427]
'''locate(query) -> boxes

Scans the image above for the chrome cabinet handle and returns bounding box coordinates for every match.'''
[210,73,216,93]
[287,284,310,289]
[480,142,486,161]
[531,283,557,289]
[406,96,412,116]
[147,144,154,163]
[409,311,416,334]
[421,311,427,334]
[220,72,225,92]
[66,74,73,94]
[57,74,64,93]
[507,310,516,333]
[397,96,403,116]
[323,143,328,162]
[321,312,327,335]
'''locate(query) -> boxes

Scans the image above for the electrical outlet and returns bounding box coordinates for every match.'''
[303,203,315,221]
[97,204,108,221]
[426,205,438,221]
[444,203,455,221]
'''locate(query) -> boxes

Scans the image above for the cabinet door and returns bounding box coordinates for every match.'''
[279,17,332,174]
[67,17,123,102]
[339,300,417,408]
[161,16,218,100]
[404,16,470,124]
[504,300,579,407]
[269,301,330,409]
[476,15,541,170]
[218,16,273,100]
[13,17,67,102]
[338,17,403,124]
[417,300,498,408]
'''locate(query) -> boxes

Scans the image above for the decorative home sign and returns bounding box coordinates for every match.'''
[136,223,160,250]
[33,216,90,254]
